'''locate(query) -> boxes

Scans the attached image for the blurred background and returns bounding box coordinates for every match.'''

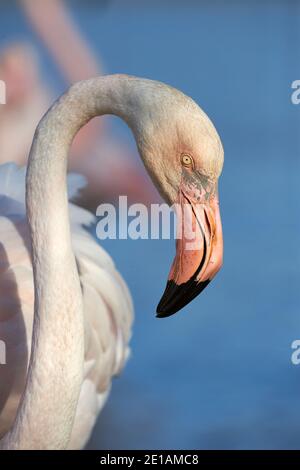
[1,0,300,450]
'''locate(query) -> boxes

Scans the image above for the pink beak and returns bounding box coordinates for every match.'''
[156,177,223,317]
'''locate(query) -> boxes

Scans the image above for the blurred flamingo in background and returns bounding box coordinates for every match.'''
[0,0,157,207]
[0,43,50,167]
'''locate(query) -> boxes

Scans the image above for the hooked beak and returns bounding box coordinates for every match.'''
[156,177,223,318]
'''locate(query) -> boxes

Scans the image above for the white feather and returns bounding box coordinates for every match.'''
[0,162,133,448]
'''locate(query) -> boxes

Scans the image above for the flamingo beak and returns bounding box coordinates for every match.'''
[156,178,223,318]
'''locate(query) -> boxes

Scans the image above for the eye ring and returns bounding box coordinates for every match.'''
[181,153,194,168]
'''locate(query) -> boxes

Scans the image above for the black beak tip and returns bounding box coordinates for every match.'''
[155,308,179,319]
[156,280,183,318]
[156,278,210,319]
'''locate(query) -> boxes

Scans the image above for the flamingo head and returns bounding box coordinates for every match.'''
[131,80,224,317]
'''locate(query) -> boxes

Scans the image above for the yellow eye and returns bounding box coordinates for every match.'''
[181,153,194,168]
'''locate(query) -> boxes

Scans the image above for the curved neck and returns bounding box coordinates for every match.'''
[0,75,143,449]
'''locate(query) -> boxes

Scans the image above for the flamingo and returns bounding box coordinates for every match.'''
[0,75,224,449]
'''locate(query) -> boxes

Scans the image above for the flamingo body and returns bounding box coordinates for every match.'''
[0,163,132,449]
